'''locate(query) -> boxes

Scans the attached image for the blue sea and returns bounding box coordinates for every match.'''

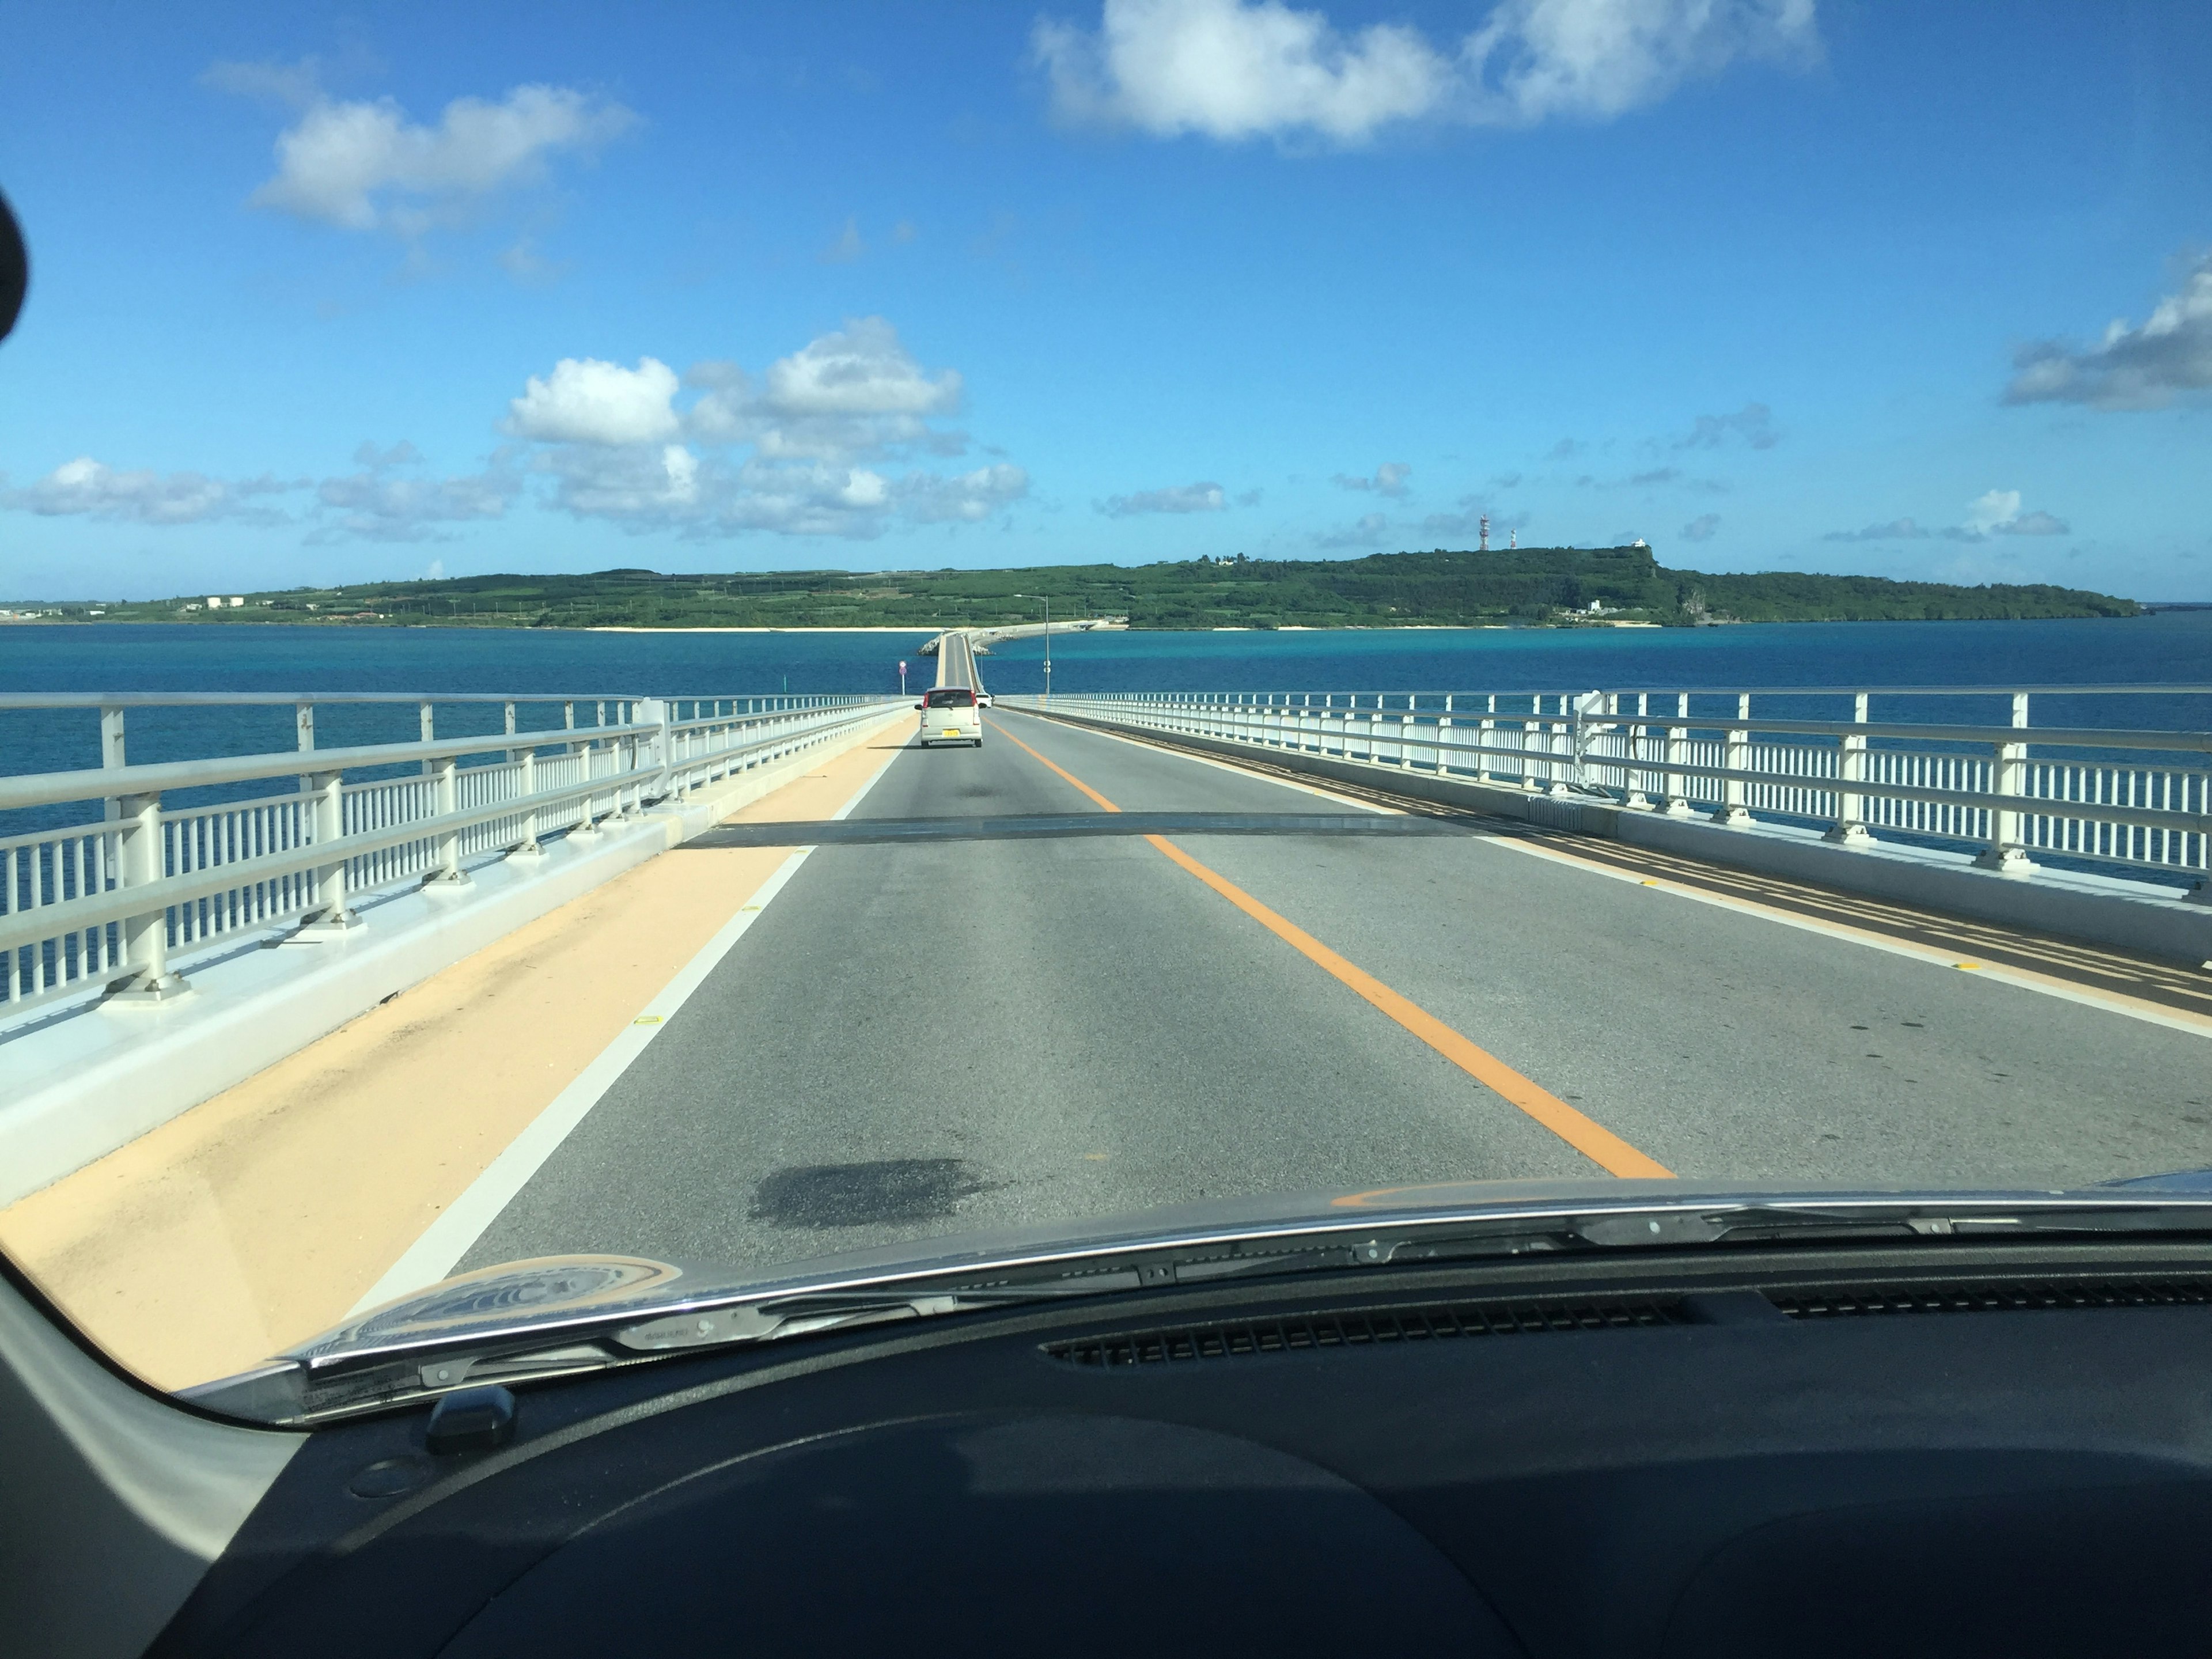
[2,616,2207,828]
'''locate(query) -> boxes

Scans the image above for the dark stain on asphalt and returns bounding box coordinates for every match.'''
[751,1158,992,1229]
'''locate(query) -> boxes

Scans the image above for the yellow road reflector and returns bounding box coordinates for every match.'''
[1639,879,1658,887]
[633,1014,664,1025]
[1955,962,1982,971]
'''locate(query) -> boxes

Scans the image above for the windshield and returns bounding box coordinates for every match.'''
[2,3,2209,1405]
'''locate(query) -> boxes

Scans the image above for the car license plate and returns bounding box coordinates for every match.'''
[941,727,964,737]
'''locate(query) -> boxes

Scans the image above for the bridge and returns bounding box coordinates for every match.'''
[2,642,2209,1391]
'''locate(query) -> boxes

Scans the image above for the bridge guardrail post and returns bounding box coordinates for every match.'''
[1544,696,1574,798]
[99,703,126,883]
[512,748,544,858]
[104,789,188,1002]
[1713,694,1753,827]
[639,698,673,805]
[1974,691,2036,873]
[1622,694,1653,809]
[612,703,639,820]
[425,756,471,886]
[1660,693,1692,815]
[294,700,316,800]
[298,769,362,931]
[1825,691,1873,845]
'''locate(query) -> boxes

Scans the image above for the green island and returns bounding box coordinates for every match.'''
[5,544,2138,629]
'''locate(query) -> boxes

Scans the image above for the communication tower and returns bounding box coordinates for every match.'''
[1509,528,1517,550]
[1479,514,1490,552]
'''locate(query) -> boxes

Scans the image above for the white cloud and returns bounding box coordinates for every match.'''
[1673,401,1778,450]
[1828,491,2072,546]
[2005,252,2212,410]
[1,444,521,543]
[514,321,1024,540]
[820,216,866,263]
[539,443,706,522]
[1679,511,1721,541]
[689,318,968,464]
[1464,0,1819,126]
[313,456,521,543]
[1100,480,1228,516]
[507,357,682,446]
[903,464,1032,523]
[1823,517,1929,542]
[1035,0,1819,144]
[1037,0,1451,142]
[1333,461,1411,496]
[238,82,636,233]
[1317,510,1390,548]
[0,456,297,525]
[1963,488,2022,538]
[1997,508,2069,537]
[760,317,961,419]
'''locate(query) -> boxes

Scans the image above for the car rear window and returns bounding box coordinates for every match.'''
[925,688,976,707]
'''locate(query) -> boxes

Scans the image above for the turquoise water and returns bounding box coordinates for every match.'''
[2,615,2207,795]
[984,612,2212,700]
[5,614,2208,703]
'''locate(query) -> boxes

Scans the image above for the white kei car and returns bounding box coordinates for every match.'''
[916,686,983,747]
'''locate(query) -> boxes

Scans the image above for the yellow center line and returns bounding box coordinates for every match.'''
[987,717,1673,1180]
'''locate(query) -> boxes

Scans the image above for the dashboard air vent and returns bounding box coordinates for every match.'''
[1770,1278,2212,1320]
[1042,1297,1687,1369]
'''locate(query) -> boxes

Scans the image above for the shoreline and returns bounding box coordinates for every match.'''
[0,614,2160,633]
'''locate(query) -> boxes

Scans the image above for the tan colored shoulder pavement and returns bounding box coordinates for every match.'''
[0,717,916,1392]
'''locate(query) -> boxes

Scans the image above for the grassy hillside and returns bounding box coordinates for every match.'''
[7,546,2138,628]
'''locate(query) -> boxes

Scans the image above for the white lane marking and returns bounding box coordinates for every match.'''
[349,736,908,1313]
[1487,833,2212,1041]
[1000,709,1394,816]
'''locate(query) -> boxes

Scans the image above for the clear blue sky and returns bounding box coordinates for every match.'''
[2,1,2206,599]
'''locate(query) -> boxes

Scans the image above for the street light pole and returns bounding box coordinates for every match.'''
[1043,594,1051,704]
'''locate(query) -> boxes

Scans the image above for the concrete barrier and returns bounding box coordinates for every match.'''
[0,705,910,1207]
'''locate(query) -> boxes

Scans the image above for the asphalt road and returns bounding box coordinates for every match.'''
[462,704,2212,1278]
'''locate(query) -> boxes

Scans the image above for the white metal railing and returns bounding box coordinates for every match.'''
[1011,687,2212,891]
[0,691,901,1022]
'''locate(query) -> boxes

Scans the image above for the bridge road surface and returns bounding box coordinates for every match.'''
[460,704,2212,1278]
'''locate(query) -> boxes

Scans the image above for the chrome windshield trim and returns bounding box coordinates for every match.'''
[275,1185,2212,1379]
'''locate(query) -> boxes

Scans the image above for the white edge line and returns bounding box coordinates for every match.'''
[1490,834,2212,1041]
[347,733,910,1314]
